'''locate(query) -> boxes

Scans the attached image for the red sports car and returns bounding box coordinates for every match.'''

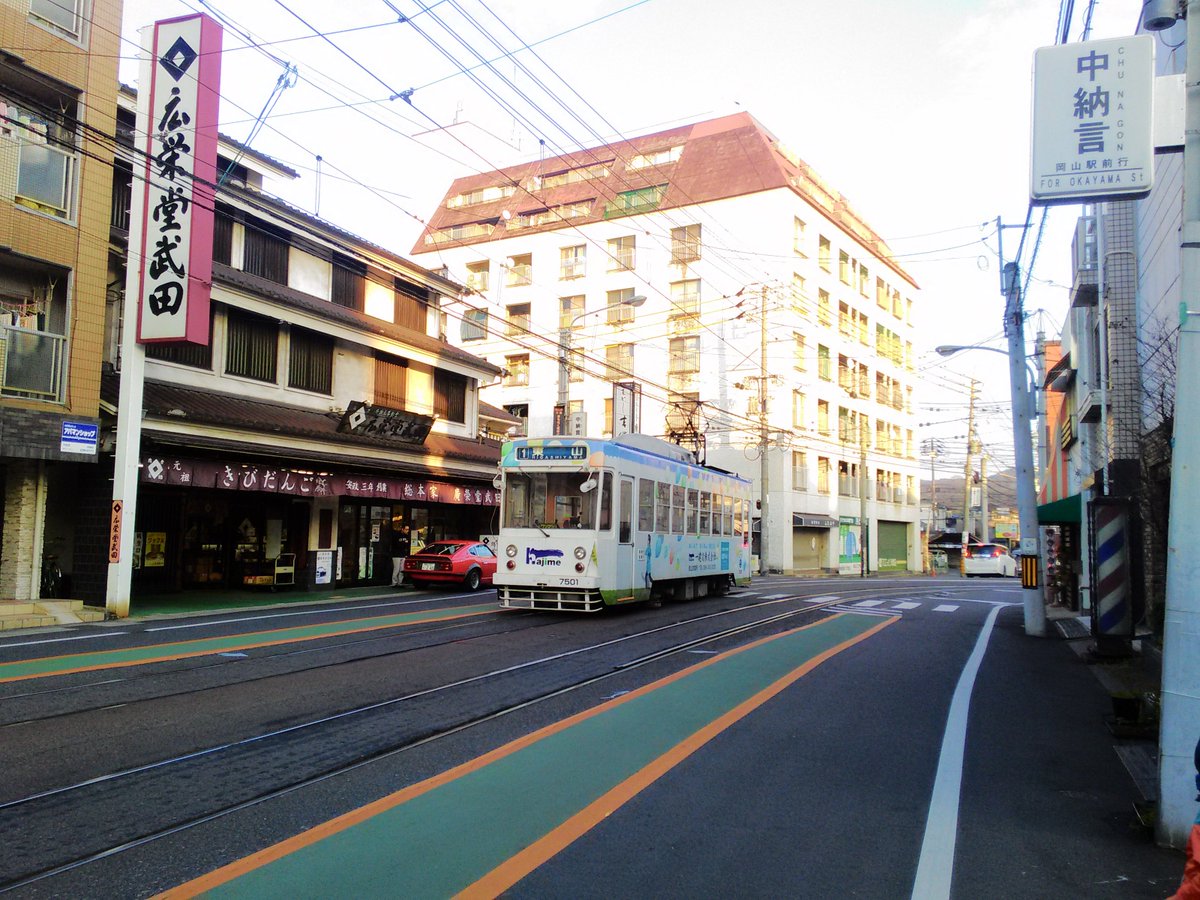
[403,540,497,591]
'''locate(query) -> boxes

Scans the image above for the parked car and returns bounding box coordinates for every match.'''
[403,540,497,590]
[963,543,1017,577]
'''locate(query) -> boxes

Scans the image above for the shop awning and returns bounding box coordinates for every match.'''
[1037,493,1082,524]
[793,513,840,529]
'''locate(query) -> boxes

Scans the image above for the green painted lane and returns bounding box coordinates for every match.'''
[0,604,498,684]
[181,612,894,899]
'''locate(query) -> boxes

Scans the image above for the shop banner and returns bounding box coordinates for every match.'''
[139,454,498,505]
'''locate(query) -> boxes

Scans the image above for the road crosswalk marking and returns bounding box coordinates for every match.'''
[933,604,960,613]
[892,602,921,610]
[853,600,886,608]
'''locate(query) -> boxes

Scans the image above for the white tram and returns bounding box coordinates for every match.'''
[494,434,753,612]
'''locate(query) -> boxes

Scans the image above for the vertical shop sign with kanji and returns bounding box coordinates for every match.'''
[1031,35,1154,205]
[136,14,222,343]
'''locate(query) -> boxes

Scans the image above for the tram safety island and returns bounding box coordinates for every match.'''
[495,434,753,612]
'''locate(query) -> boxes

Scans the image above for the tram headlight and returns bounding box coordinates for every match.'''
[505,544,517,558]
[573,546,587,560]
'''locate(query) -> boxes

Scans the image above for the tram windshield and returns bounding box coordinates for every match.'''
[502,471,612,531]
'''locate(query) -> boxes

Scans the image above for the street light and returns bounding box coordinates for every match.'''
[557,294,646,415]
[936,301,1046,639]
[934,344,1039,418]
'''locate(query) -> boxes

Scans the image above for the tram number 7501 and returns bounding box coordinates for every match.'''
[558,577,580,586]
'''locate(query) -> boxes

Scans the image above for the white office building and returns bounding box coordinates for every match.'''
[411,112,922,575]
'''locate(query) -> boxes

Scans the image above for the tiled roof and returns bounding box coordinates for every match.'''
[412,111,916,289]
[100,373,502,472]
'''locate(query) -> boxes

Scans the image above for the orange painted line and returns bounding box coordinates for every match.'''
[159,612,894,899]
[0,608,495,685]
[455,614,898,898]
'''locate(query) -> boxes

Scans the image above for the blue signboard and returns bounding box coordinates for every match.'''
[61,421,98,455]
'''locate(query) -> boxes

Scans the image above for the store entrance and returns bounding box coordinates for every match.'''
[337,503,393,586]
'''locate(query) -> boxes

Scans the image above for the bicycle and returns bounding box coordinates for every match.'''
[40,554,62,599]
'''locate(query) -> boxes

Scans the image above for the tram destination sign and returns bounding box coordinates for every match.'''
[1030,35,1154,205]
[516,445,588,461]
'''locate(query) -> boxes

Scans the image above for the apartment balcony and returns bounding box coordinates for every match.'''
[0,324,65,401]
[1070,215,1098,308]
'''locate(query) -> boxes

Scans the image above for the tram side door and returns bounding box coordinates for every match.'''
[617,476,635,596]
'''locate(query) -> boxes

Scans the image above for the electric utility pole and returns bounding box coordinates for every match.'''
[962,379,978,541]
[759,285,769,576]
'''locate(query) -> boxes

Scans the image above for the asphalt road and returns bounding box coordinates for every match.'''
[0,576,1184,898]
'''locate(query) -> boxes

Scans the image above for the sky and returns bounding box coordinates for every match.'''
[117,0,1145,484]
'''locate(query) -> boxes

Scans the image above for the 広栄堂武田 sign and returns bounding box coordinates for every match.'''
[135,14,222,345]
[1030,35,1154,205]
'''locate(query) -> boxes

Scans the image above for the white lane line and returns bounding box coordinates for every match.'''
[0,632,128,650]
[892,602,921,610]
[933,604,960,613]
[854,600,885,608]
[910,603,1004,900]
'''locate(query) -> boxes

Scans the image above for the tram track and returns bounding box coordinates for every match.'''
[0,590,863,894]
[0,580,962,893]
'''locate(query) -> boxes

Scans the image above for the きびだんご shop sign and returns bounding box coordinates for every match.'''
[135,15,222,344]
[1030,35,1154,205]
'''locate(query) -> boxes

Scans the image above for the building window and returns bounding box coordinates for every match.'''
[669,279,700,319]
[504,354,529,386]
[791,273,807,316]
[465,260,489,292]
[629,145,682,169]
[818,235,831,272]
[289,327,333,394]
[3,89,78,220]
[505,253,532,286]
[559,295,584,330]
[818,344,832,381]
[605,183,665,217]
[434,369,467,423]
[332,253,366,311]
[226,308,278,382]
[29,0,85,40]
[818,289,832,327]
[792,390,805,429]
[668,336,699,374]
[817,456,830,493]
[393,277,429,333]
[461,308,487,341]
[670,224,701,264]
[504,403,528,436]
[374,352,408,408]
[817,399,830,435]
[447,183,514,208]
[794,333,806,371]
[506,302,530,336]
[608,235,635,271]
[213,204,234,266]
[242,217,289,284]
[146,310,213,370]
[839,251,852,286]
[793,217,807,256]
[605,343,634,380]
[606,288,639,326]
[560,245,585,279]
[792,451,808,491]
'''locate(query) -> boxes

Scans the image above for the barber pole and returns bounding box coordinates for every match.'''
[1090,498,1135,641]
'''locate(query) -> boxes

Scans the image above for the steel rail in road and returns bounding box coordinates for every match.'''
[0,580,989,894]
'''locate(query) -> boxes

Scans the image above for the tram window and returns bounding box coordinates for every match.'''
[713,493,724,534]
[671,485,685,534]
[733,497,744,536]
[723,495,735,535]
[503,475,531,528]
[599,472,613,530]
[742,499,751,542]
[655,482,671,532]
[685,488,698,534]
[699,491,711,534]
[638,479,654,531]
[620,478,633,543]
